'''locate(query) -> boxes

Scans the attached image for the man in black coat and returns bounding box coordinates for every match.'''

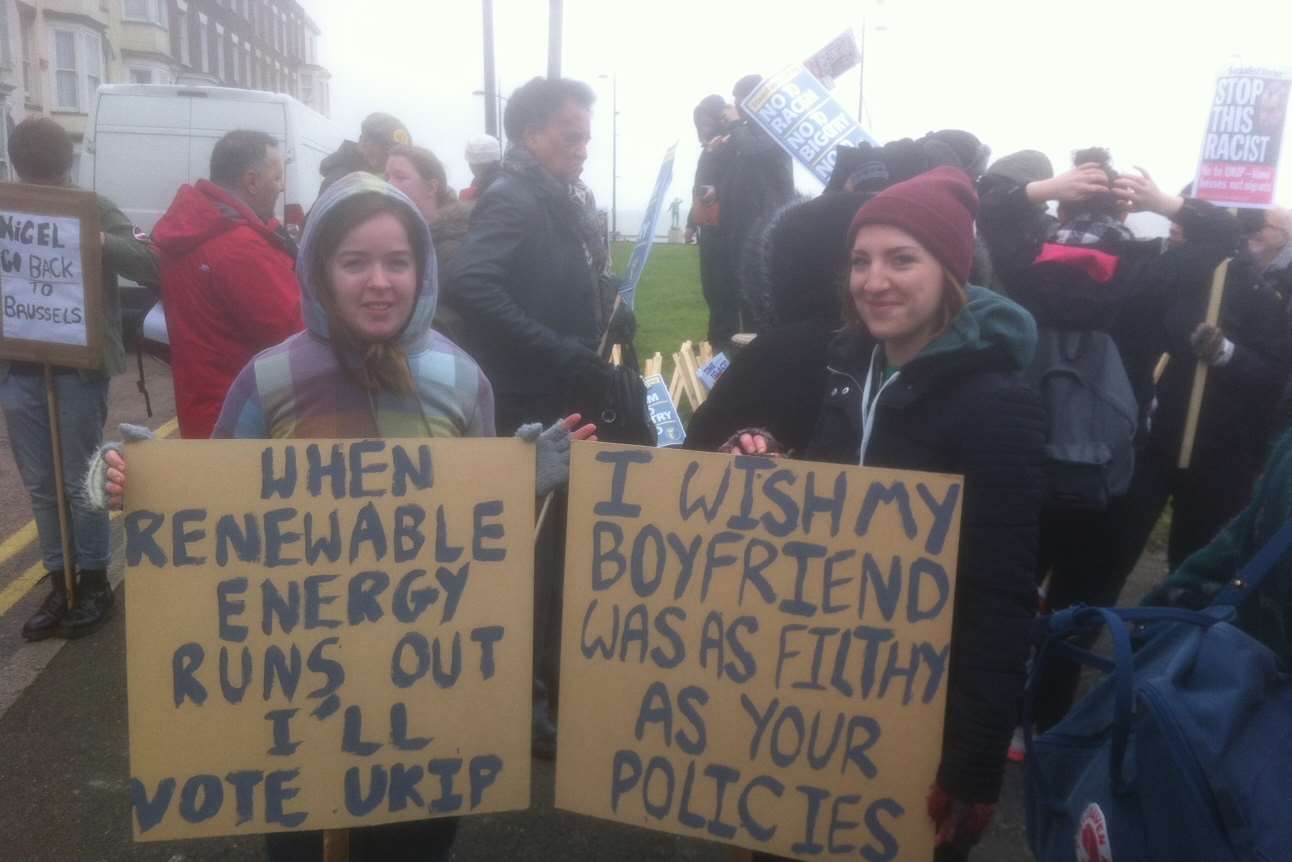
[318,112,409,194]
[445,76,623,437]
[443,76,626,758]
[711,74,794,343]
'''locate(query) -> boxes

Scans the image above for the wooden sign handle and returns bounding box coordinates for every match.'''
[44,364,76,607]
[322,828,349,862]
[1178,258,1230,469]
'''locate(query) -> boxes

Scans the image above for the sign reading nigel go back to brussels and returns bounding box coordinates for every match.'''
[0,184,103,369]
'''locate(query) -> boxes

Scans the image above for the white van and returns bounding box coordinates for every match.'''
[78,84,343,346]
[80,83,344,234]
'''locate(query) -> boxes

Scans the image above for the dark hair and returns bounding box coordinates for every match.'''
[309,192,430,395]
[1067,146,1121,218]
[210,130,278,187]
[360,112,407,145]
[733,74,763,102]
[388,145,455,208]
[504,77,595,141]
[693,95,726,129]
[9,118,74,182]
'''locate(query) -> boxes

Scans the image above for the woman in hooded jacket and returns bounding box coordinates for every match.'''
[738,167,1046,862]
[102,172,594,860]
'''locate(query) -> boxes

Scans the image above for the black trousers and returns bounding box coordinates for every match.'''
[496,395,567,725]
[1031,447,1256,729]
[700,225,743,346]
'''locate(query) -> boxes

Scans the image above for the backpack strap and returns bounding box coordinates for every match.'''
[1212,518,1292,607]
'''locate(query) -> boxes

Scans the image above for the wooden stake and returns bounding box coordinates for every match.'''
[322,828,349,862]
[671,359,692,410]
[1178,258,1230,469]
[678,342,706,408]
[1152,353,1170,386]
[44,365,76,607]
[535,491,556,543]
[597,294,623,357]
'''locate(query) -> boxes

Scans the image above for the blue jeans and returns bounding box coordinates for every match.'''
[0,368,111,572]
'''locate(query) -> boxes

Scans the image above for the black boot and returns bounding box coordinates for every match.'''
[21,572,69,641]
[58,568,115,639]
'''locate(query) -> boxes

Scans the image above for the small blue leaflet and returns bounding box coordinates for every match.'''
[642,373,685,447]
[696,353,730,392]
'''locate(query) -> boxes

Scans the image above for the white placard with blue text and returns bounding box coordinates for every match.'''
[739,65,878,186]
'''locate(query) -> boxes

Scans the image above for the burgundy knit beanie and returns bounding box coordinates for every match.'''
[847,165,980,284]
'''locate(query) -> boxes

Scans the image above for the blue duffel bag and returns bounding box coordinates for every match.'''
[1024,521,1292,862]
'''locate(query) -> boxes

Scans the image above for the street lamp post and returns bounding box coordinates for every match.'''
[599,73,618,241]
[472,87,508,147]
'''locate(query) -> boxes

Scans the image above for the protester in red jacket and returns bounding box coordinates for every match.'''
[153,130,304,439]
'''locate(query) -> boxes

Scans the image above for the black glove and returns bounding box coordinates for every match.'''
[562,344,612,394]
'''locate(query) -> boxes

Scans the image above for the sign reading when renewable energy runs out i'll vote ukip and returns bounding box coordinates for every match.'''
[0,184,103,369]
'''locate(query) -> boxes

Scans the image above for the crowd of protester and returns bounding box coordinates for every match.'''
[4,65,1292,861]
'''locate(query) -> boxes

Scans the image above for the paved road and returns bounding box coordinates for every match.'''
[0,362,1168,860]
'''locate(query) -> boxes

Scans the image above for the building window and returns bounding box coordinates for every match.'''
[21,11,33,94]
[124,0,167,27]
[52,28,102,112]
[199,15,209,73]
[215,25,225,80]
[0,100,9,180]
[176,9,189,66]
[129,66,168,85]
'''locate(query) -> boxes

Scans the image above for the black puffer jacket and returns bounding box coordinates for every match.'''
[804,287,1046,804]
[685,192,865,453]
[444,172,610,408]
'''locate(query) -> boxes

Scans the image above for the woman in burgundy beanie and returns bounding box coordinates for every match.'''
[738,166,1046,861]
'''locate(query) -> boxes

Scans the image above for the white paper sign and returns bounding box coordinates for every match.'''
[0,212,87,347]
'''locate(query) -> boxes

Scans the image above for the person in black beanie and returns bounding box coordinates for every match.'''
[686,138,960,454]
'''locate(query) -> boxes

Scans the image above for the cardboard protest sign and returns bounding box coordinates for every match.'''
[124,439,534,841]
[0,184,103,369]
[1194,65,1292,208]
[644,373,685,447]
[804,30,861,89]
[621,144,678,309]
[556,444,962,861]
[740,65,878,186]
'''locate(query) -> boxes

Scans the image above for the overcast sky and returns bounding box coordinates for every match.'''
[306,0,1292,236]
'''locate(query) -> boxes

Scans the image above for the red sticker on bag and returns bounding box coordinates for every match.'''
[1076,803,1114,862]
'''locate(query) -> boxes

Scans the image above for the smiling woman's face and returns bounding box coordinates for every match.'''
[849,223,945,352]
[327,211,418,342]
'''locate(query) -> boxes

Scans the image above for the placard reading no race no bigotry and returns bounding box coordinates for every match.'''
[740,65,878,185]
[1194,65,1292,208]
[556,444,963,861]
[124,439,535,841]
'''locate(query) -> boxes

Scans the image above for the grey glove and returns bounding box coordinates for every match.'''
[516,420,573,497]
[84,423,154,510]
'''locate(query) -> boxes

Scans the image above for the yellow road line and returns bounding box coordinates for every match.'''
[0,415,178,614]
[0,523,39,570]
[0,415,178,570]
[0,560,47,617]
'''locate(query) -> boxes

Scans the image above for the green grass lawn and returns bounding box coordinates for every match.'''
[612,241,708,380]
